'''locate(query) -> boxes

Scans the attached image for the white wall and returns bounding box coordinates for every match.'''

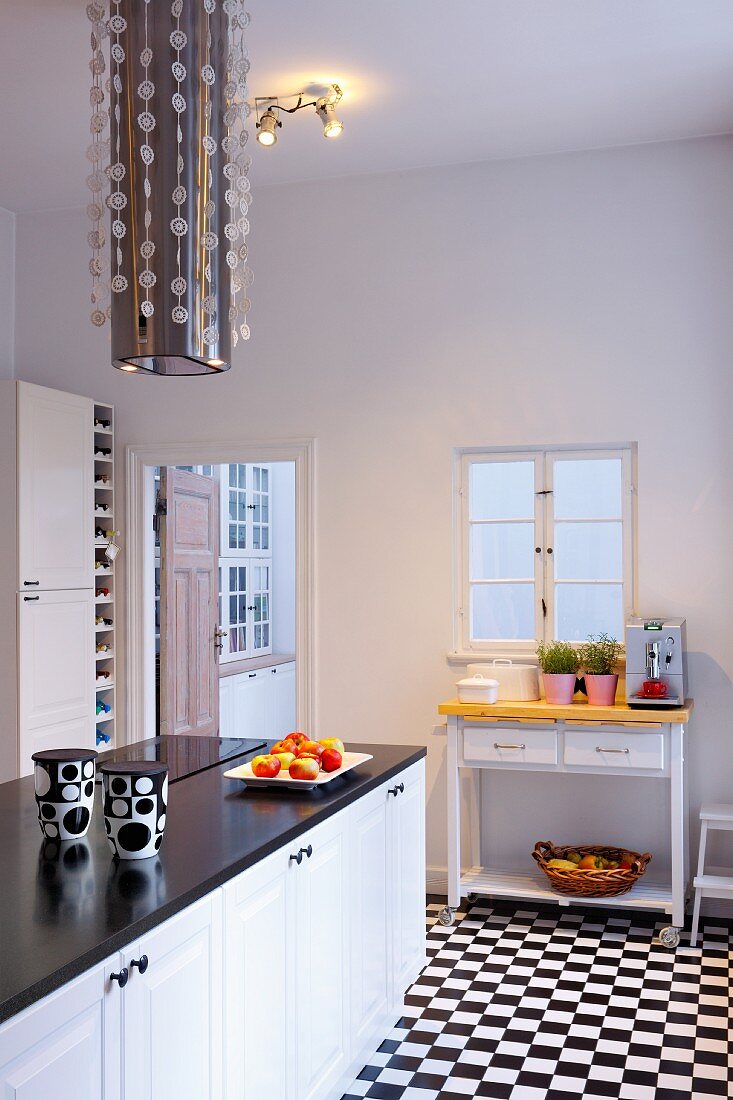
[0,207,15,378]
[270,462,296,655]
[12,136,733,897]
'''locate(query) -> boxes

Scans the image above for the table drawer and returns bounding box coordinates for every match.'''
[462,726,558,766]
[564,729,665,770]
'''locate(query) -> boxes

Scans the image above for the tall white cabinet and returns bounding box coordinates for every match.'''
[0,380,96,781]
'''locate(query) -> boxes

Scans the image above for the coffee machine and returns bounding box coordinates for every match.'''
[625,617,687,706]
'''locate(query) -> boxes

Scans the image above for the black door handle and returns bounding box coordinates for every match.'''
[130,955,149,974]
[110,968,129,987]
[388,783,404,797]
[23,596,40,602]
[23,580,40,586]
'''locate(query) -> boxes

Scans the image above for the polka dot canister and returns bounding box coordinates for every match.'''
[99,761,169,860]
[31,748,98,841]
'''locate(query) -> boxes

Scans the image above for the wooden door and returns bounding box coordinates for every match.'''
[17,382,94,591]
[122,895,222,1100]
[159,468,219,737]
[18,589,96,776]
[0,955,121,1099]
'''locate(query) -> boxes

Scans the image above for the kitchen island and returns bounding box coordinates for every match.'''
[0,740,426,1099]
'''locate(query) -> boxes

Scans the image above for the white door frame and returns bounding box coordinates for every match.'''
[126,439,315,744]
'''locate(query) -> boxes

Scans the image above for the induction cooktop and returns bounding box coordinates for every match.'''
[97,735,267,784]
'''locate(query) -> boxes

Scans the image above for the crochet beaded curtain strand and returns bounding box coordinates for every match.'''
[86,0,252,374]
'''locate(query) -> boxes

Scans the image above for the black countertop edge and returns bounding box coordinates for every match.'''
[0,744,426,1025]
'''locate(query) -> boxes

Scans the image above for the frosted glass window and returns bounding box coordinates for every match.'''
[469,461,535,521]
[553,459,622,519]
[470,523,535,581]
[554,522,622,581]
[555,583,623,641]
[470,583,535,641]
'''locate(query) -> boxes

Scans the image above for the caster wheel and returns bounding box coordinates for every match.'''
[466,893,478,904]
[659,926,680,949]
[438,907,455,927]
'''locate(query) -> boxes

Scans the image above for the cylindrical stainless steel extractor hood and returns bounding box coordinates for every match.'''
[86,0,253,375]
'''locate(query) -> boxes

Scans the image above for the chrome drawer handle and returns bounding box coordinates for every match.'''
[494,742,525,750]
[596,746,630,754]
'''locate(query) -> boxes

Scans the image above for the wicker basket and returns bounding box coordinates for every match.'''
[532,841,652,898]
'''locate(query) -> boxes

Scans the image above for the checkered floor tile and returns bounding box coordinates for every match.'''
[342,898,733,1099]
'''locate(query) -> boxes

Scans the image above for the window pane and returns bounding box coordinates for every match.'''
[554,522,622,580]
[555,583,623,641]
[229,524,237,549]
[470,523,534,580]
[261,529,269,550]
[263,624,269,647]
[553,458,622,519]
[261,594,269,620]
[239,567,246,589]
[262,468,269,491]
[229,595,237,623]
[237,525,246,549]
[261,499,269,522]
[253,526,260,550]
[228,464,237,488]
[238,464,246,488]
[254,595,262,621]
[470,583,535,640]
[228,491,237,521]
[237,496,247,521]
[253,467,260,490]
[229,566,236,588]
[255,624,262,648]
[469,461,535,521]
[253,500,260,522]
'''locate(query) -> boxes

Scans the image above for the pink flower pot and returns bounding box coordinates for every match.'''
[585,673,619,706]
[542,673,577,705]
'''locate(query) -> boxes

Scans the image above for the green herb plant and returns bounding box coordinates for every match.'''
[580,633,622,676]
[536,640,581,675]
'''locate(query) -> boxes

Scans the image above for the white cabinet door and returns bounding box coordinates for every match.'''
[17,382,93,591]
[295,812,351,1100]
[0,956,121,1100]
[218,675,234,739]
[349,785,391,1057]
[224,845,297,1100]
[231,669,270,739]
[122,893,223,1100]
[271,662,296,740]
[389,760,426,1006]
[18,589,95,776]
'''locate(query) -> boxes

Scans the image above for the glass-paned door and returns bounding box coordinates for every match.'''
[224,463,248,554]
[227,564,248,656]
[250,562,271,655]
[251,465,270,553]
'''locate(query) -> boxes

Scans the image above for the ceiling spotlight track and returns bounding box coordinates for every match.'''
[255,84,344,146]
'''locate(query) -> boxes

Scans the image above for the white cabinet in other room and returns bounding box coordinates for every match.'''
[17,382,94,591]
[219,661,296,742]
[389,761,427,1004]
[231,668,270,737]
[122,893,223,1100]
[271,662,296,740]
[0,956,121,1100]
[18,588,96,775]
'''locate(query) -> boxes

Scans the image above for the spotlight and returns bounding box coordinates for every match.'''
[257,108,280,146]
[317,99,344,139]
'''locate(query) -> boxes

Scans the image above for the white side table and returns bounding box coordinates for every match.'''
[690,803,733,947]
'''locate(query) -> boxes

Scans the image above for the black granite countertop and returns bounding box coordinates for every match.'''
[0,741,425,1024]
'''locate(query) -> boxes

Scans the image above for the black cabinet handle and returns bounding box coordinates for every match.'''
[23,580,40,586]
[23,596,40,602]
[248,672,256,678]
[289,851,303,865]
[130,955,149,974]
[388,783,405,797]
[300,845,313,859]
[110,968,129,987]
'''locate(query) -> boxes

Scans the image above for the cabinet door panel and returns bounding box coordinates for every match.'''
[296,813,350,1100]
[0,956,121,1100]
[123,894,222,1100]
[17,382,93,590]
[18,589,95,776]
[391,762,426,1004]
[224,845,296,1100]
[272,663,296,741]
[350,786,391,1055]
[231,670,271,740]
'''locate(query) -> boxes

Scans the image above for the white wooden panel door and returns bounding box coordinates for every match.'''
[390,761,427,1005]
[0,956,121,1100]
[349,786,391,1057]
[224,844,297,1100]
[295,813,350,1100]
[122,893,222,1100]
[159,468,220,737]
[17,382,93,591]
[231,669,270,740]
[272,662,296,740]
[18,589,95,776]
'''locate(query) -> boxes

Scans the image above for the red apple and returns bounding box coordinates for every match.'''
[318,737,345,755]
[272,751,296,771]
[285,732,308,750]
[320,748,343,773]
[251,754,281,779]
[289,756,320,781]
[271,740,290,755]
[298,740,324,758]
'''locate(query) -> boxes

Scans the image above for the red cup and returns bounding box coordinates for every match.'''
[642,680,668,698]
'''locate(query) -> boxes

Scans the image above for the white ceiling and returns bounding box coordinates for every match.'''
[1,0,732,212]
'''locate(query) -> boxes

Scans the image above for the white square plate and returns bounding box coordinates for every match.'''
[224,751,374,790]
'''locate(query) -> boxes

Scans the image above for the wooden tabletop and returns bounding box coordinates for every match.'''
[438,698,694,723]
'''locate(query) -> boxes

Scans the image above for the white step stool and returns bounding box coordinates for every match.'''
[690,803,733,947]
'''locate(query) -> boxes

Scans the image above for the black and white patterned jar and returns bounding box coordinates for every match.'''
[31,748,98,841]
[99,761,169,860]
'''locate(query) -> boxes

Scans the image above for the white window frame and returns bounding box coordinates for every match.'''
[219,556,273,663]
[219,463,271,559]
[452,443,637,660]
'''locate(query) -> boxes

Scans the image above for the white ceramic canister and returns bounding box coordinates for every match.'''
[467,659,540,701]
[456,675,500,704]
